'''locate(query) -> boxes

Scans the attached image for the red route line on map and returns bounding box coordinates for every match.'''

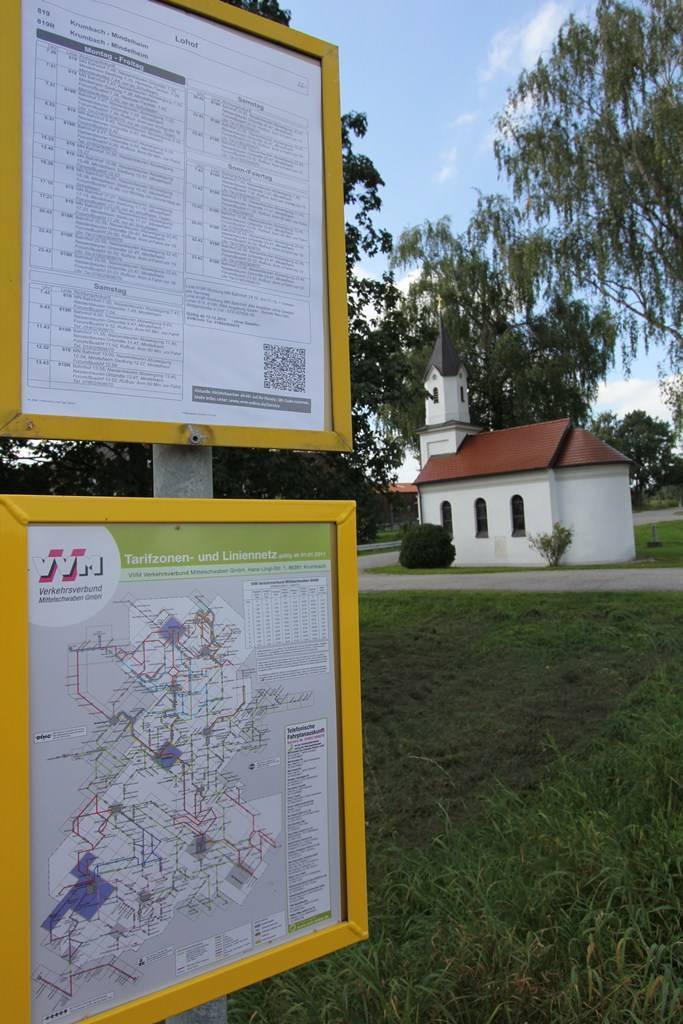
[46,611,265,1000]
[38,926,138,998]
[72,616,259,860]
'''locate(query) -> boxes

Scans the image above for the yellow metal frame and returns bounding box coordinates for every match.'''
[0,494,367,1024]
[1,0,351,451]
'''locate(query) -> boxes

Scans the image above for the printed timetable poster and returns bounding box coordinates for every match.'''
[22,0,331,431]
[28,522,342,1023]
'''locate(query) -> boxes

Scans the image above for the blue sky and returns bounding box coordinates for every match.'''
[286,0,674,475]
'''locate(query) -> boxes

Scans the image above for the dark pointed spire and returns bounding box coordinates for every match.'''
[423,311,464,380]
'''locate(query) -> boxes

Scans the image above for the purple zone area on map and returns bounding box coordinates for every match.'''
[195,834,208,855]
[159,615,184,642]
[42,854,114,931]
[156,741,182,769]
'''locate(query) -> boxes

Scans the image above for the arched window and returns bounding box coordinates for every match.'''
[441,500,453,538]
[474,498,488,538]
[433,386,439,403]
[511,494,526,536]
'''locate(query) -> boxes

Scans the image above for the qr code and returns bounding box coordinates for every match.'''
[263,343,306,393]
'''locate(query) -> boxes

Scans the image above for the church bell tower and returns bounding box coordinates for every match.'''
[418,312,480,468]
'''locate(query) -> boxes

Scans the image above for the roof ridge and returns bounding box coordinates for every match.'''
[481,417,571,436]
[548,420,574,468]
[414,417,587,487]
[554,426,632,467]
[572,426,624,450]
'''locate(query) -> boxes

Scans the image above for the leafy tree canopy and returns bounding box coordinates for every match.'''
[390,208,616,442]
[590,408,678,496]
[495,0,682,409]
[222,0,291,26]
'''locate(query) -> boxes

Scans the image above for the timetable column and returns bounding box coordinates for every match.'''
[49,288,75,386]
[186,88,206,152]
[31,39,58,270]
[27,284,52,387]
[53,45,79,274]
[204,94,223,156]
[204,164,223,279]
[186,160,206,276]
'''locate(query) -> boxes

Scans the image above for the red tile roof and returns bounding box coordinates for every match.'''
[554,427,631,468]
[415,419,629,486]
[388,483,418,494]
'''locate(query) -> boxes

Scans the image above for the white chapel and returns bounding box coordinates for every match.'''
[414,317,636,566]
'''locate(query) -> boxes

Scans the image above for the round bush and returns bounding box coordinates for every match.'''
[399,524,455,569]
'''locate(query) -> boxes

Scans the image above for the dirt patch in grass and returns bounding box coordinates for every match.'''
[360,592,683,847]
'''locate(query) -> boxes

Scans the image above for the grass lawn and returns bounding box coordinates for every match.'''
[375,528,403,543]
[228,591,683,1022]
[371,516,683,573]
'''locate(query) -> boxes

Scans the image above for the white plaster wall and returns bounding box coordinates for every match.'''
[419,472,554,566]
[418,425,459,467]
[554,464,635,563]
[425,368,446,425]
[425,366,470,425]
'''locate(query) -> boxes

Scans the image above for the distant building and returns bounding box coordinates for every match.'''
[415,317,636,566]
[375,483,419,529]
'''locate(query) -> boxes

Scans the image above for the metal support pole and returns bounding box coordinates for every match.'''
[165,1003,227,1024]
[152,442,226,1024]
[152,443,213,499]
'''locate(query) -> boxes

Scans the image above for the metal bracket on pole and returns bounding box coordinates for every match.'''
[152,442,225,1024]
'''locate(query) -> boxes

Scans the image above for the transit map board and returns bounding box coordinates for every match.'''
[0,496,367,1024]
[1,0,351,450]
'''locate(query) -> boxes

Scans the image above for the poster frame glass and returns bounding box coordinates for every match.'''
[0,494,367,1024]
[0,0,351,451]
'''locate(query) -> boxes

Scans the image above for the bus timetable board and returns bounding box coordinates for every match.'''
[0,0,351,451]
[0,496,367,1024]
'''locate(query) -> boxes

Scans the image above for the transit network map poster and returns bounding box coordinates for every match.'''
[28,522,342,1023]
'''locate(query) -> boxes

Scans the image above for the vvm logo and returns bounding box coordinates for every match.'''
[36,548,104,584]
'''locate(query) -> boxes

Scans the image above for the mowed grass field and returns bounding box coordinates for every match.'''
[228,592,683,1023]
[372,516,683,573]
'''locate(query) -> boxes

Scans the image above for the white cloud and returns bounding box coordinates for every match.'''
[491,92,537,152]
[478,123,499,156]
[435,145,457,184]
[397,452,421,483]
[452,111,478,128]
[520,1,566,65]
[396,268,421,295]
[480,26,518,83]
[594,377,674,423]
[353,264,379,282]
[480,2,566,82]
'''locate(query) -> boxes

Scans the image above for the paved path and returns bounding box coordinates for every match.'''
[632,507,683,526]
[357,507,683,592]
[359,566,683,592]
[357,550,401,570]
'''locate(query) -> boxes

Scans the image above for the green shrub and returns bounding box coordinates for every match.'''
[528,520,574,566]
[399,523,454,568]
